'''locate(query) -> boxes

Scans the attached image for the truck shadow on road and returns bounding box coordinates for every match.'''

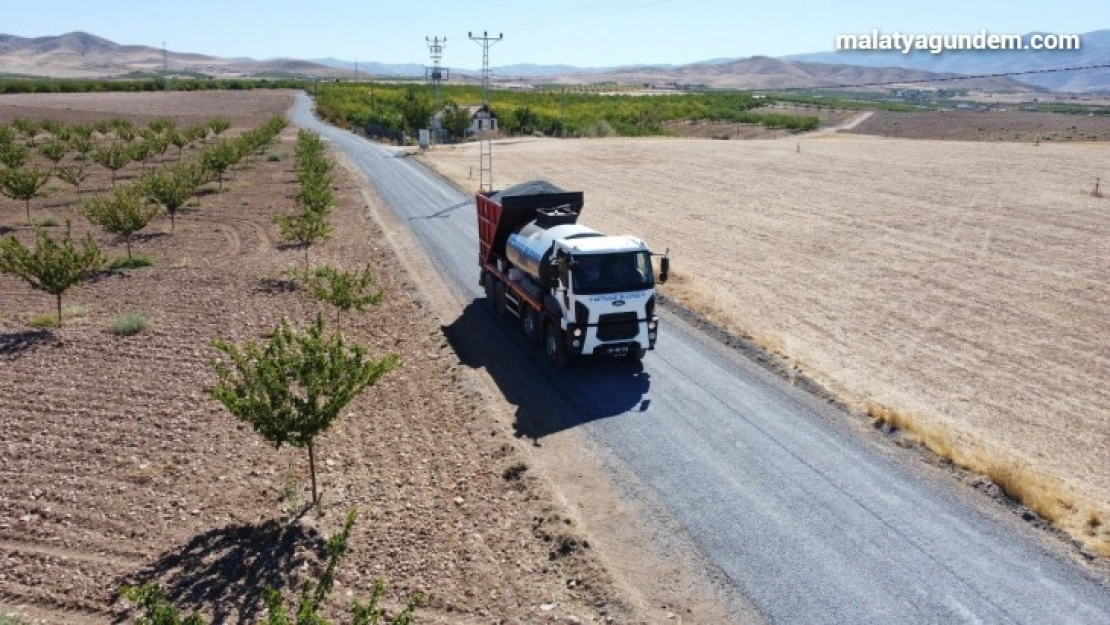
[443,300,652,443]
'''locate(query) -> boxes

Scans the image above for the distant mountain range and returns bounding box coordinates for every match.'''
[0,31,335,78]
[0,30,1106,92]
[785,30,1110,92]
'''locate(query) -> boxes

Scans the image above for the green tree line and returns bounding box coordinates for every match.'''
[314,83,819,139]
[0,77,307,94]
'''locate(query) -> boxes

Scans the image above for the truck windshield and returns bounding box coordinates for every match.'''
[571,252,654,295]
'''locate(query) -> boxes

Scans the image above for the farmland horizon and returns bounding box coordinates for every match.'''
[3,0,1108,69]
[4,28,1109,93]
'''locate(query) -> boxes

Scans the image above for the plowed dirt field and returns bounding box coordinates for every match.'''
[0,91,636,624]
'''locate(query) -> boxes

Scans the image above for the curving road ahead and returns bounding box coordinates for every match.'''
[290,94,1110,624]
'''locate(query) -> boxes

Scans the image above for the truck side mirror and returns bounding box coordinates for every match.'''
[659,256,669,284]
[557,257,569,287]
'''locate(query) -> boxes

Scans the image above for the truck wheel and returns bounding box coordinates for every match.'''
[483,273,497,310]
[494,281,509,318]
[545,323,570,368]
[522,309,543,345]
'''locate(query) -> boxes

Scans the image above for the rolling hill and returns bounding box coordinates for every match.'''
[0,31,337,78]
[534,56,1033,91]
[786,30,1110,92]
[0,31,1056,93]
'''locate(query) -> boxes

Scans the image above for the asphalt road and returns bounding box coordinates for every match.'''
[290,93,1110,624]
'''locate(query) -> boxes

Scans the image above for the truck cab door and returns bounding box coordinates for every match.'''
[556,252,570,307]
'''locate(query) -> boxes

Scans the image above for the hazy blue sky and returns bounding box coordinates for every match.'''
[4,0,1107,67]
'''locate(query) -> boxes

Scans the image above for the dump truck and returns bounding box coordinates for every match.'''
[476,180,669,367]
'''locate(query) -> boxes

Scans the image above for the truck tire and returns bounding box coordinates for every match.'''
[494,281,509,318]
[522,308,543,345]
[545,322,570,368]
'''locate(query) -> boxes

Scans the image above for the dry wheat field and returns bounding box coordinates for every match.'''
[420,134,1110,552]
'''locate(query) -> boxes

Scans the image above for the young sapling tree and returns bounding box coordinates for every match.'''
[207,117,231,138]
[275,209,333,269]
[56,164,90,196]
[0,222,104,325]
[38,138,68,170]
[83,184,162,259]
[140,163,197,232]
[208,314,400,507]
[0,142,30,169]
[200,141,237,190]
[1,167,52,222]
[305,264,384,330]
[91,142,132,186]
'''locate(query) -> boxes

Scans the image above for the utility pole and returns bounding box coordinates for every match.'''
[354,59,359,82]
[426,36,447,145]
[469,31,502,193]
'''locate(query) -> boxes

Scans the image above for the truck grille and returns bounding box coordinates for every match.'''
[597,312,639,341]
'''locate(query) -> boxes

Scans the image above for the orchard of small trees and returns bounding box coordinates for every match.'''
[1,110,418,623]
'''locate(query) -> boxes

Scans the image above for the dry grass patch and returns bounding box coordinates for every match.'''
[867,402,1110,556]
[27,303,89,328]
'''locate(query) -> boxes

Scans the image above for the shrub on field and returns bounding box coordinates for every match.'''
[105,254,154,271]
[578,119,616,138]
[110,312,151,336]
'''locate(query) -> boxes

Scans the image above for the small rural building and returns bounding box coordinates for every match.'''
[467,104,498,135]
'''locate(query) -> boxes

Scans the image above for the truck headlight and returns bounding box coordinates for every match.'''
[573,327,583,337]
[648,320,657,330]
